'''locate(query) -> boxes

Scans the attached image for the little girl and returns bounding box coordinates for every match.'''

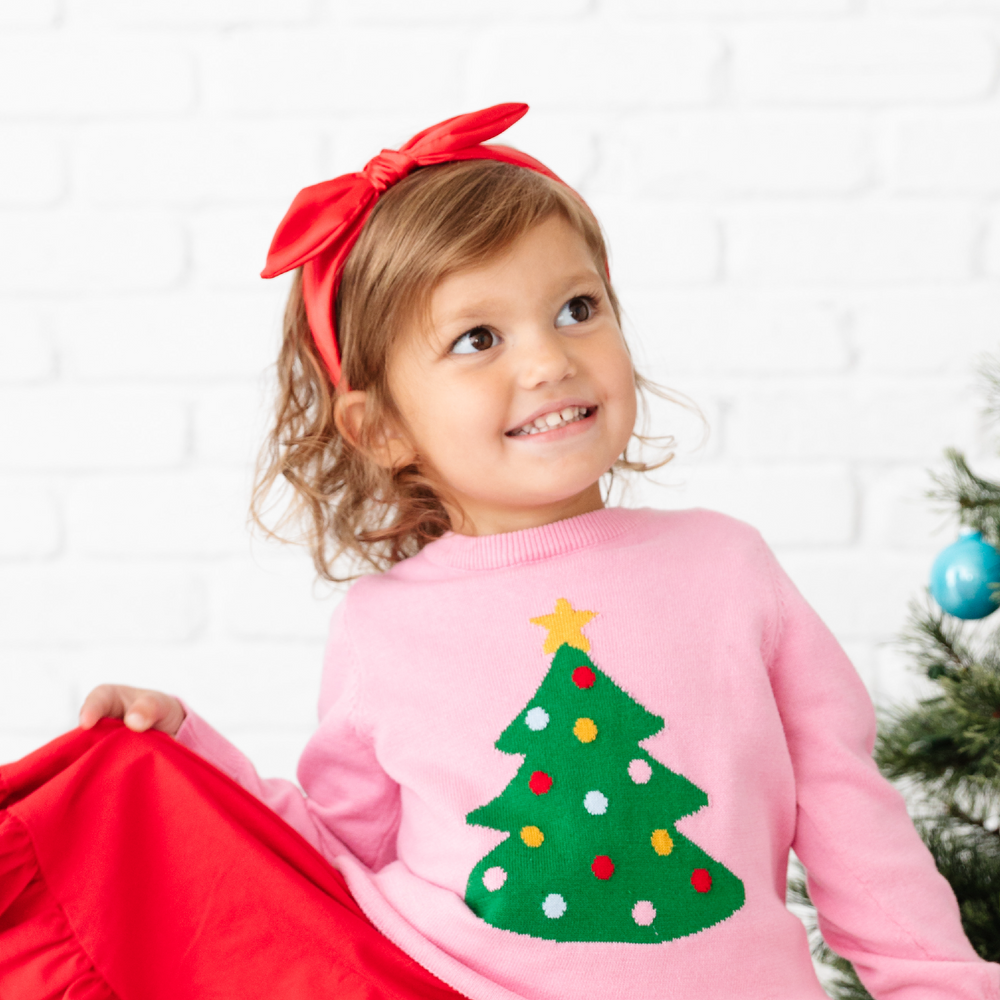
[1,104,996,1000]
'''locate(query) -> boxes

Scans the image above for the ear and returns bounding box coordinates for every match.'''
[333,389,416,470]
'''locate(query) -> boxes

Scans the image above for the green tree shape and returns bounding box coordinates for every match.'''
[465,641,746,942]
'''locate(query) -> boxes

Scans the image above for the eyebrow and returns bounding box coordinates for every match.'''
[438,271,603,325]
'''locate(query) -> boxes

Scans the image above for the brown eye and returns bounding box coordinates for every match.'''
[555,297,593,328]
[451,326,497,355]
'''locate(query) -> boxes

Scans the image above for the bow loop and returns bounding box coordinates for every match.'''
[260,175,374,278]
[362,149,418,194]
[401,102,530,158]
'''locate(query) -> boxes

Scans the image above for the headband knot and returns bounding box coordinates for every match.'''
[363,149,418,194]
[261,103,573,390]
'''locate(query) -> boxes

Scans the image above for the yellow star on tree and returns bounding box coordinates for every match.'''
[529,598,598,654]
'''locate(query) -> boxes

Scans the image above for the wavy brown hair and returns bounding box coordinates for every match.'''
[251,159,705,583]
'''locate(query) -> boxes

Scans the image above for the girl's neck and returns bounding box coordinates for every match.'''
[445,482,605,538]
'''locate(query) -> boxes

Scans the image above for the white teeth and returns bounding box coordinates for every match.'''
[513,405,590,436]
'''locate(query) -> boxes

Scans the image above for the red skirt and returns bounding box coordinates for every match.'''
[0,719,465,1000]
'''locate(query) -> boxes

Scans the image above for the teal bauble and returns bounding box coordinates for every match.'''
[929,529,1000,620]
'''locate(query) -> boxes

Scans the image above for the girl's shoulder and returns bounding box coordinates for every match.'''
[624,504,770,558]
[622,506,780,594]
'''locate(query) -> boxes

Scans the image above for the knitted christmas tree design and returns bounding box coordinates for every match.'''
[464,598,746,943]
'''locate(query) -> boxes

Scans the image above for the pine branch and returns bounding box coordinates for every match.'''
[947,800,1000,839]
[927,448,1000,545]
[875,627,1000,798]
[976,352,1000,429]
[913,815,1000,962]
[895,592,978,680]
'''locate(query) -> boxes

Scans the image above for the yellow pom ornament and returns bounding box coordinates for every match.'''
[651,829,674,856]
[573,717,598,743]
[520,825,544,848]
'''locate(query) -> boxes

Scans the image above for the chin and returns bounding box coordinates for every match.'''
[516,481,605,508]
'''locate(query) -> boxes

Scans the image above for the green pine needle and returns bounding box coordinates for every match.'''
[927,449,1000,545]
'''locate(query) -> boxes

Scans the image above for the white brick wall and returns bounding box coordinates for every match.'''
[1,2,993,842]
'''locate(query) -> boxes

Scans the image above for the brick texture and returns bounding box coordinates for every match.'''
[0,126,66,206]
[732,21,997,104]
[0,210,186,293]
[0,34,195,117]
[610,112,873,197]
[468,24,725,109]
[0,302,54,382]
[727,204,978,284]
[0,5,992,828]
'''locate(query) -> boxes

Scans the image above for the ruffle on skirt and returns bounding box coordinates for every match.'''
[0,809,117,1000]
[0,720,461,1000]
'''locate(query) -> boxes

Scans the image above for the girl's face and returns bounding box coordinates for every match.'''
[344,214,638,536]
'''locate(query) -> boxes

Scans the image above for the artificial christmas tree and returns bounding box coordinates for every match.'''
[788,356,1000,998]
[464,597,745,943]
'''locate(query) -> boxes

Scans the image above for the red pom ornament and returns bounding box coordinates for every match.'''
[529,771,553,795]
[591,855,614,880]
[691,868,712,893]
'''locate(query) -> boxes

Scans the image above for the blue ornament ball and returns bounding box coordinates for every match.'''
[929,530,1000,620]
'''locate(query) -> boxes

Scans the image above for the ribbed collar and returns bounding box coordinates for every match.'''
[419,506,649,571]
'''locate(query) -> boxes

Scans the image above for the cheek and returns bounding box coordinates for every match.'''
[601,344,638,409]
[602,355,639,447]
[421,390,500,460]
[616,384,638,427]
[609,386,638,451]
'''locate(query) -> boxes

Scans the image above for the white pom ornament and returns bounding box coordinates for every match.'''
[524,707,549,731]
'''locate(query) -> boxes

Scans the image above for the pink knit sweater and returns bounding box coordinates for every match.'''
[175,506,999,1000]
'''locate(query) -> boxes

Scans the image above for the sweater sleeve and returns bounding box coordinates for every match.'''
[173,596,401,871]
[759,536,1000,1000]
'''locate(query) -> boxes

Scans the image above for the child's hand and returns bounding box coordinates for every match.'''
[78,684,186,738]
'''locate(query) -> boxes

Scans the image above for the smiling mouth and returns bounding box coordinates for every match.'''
[506,405,597,437]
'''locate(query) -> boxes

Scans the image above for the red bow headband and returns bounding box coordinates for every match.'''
[260,103,569,392]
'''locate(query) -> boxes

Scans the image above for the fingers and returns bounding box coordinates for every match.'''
[123,692,166,732]
[123,691,186,737]
[78,683,128,729]
[123,693,152,731]
[78,685,186,737]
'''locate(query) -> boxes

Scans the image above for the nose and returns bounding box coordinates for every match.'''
[514,324,576,388]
